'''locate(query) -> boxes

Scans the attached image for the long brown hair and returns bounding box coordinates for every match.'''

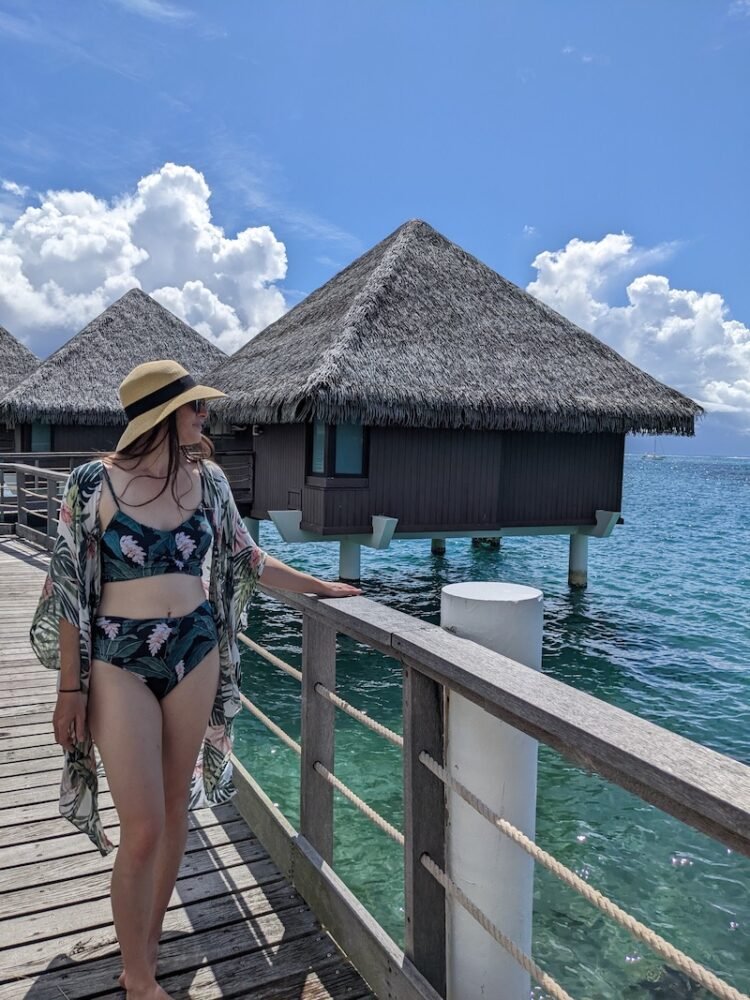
[102,412,215,511]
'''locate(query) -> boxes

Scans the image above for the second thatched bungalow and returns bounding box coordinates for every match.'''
[206,220,701,586]
[0,288,240,477]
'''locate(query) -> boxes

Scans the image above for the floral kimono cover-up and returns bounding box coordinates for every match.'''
[29,459,267,856]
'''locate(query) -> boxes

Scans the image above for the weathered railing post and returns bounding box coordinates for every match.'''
[300,614,337,864]
[46,477,58,547]
[16,470,26,529]
[403,664,446,996]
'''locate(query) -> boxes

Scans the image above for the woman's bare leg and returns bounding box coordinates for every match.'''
[146,648,220,963]
[87,660,171,999]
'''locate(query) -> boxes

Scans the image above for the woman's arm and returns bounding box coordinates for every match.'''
[53,619,88,750]
[59,619,82,688]
[260,554,361,598]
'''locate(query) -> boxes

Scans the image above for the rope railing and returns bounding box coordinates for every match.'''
[314,682,404,748]
[419,751,749,1000]
[313,761,405,845]
[238,690,404,844]
[18,488,62,504]
[420,854,574,1000]
[238,632,303,682]
[239,632,404,747]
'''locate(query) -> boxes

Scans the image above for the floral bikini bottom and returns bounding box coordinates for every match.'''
[92,599,219,701]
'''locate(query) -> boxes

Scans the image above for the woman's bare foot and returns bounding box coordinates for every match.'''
[118,940,159,989]
[121,977,172,1000]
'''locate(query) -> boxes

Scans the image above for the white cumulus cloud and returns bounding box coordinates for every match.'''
[527,233,750,430]
[0,162,288,355]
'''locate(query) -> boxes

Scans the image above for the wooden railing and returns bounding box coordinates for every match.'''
[0,447,254,528]
[0,463,68,551]
[230,588,750,999]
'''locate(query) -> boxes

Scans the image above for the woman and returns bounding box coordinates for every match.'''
[30,360,361,1000]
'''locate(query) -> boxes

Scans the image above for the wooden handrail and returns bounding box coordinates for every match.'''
[259,586,750,859]
[0,463,69,481]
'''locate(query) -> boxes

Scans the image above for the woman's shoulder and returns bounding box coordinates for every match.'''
[67,458,105,485]
[201,459,229,489]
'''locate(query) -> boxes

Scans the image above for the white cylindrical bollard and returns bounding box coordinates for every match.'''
[339,540,361,582]
[568,533,588,588]
[441,581,543,1000]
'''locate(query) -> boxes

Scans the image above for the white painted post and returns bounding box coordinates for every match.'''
[431,538,446,555]
[568,533,588,588]
[339,540,361,582]
[242,516,260,546]
[441,581,543,1000]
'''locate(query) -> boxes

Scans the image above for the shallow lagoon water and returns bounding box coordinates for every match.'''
[233,455,750,998]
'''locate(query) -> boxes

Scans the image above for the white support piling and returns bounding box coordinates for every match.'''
[242,517,260,546]
[431,538,446,555]
[568,533,588,588]
[441,581,543,1000]
[339,540,361,582]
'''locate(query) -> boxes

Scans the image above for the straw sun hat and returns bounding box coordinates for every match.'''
[116,359,226,452]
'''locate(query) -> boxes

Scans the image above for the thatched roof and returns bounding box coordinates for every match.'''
[0,324,38,399]
[0,289,226,426]
[208,219,701,436]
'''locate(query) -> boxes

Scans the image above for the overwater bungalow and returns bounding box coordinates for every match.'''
[0,324,39,451]
[0,288,227,455]
[208,219,701,585]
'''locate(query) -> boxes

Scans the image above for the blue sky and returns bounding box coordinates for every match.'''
[0,0,748,454]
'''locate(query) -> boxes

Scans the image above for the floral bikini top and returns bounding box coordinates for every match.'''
[99,463,213,583]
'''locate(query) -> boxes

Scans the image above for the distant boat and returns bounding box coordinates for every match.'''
[643,441,665,460]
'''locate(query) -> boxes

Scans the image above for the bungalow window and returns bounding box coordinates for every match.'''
[335,423,364,475]
[311,420,327,474]
[308,420,368,479]
[31,422,52,452]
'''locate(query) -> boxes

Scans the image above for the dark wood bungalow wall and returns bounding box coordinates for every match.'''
[248,424,625,534]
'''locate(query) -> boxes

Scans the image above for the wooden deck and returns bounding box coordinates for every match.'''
[0,538,373,999]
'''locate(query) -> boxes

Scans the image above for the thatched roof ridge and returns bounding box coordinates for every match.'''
[0,288,226,426]
[208,219,701,436]
[0,324,39,399]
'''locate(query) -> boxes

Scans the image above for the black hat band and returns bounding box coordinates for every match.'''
[124,374,197,421]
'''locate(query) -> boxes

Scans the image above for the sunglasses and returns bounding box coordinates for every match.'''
[190,399,206,414]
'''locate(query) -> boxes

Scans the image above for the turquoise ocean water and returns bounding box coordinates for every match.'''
[233,455,750,999]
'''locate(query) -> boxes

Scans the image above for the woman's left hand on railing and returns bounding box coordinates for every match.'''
[314,580,362,598]
[259,554,362,598]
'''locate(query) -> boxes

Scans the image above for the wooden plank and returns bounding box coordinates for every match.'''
[0,802,239,867]
[9,939,372,1000]
[232,755,442,1000]
[300,615,336,865]
[0,781,67,809]
[2,743,60,763]
[0,836,266,921]
[403,665,446,996]
[0,754,63,777]
[0,728,56,747]
[156,936,370,1000]
[0,818,253,893]
[0,876,294,983]
[0,770,61,794]
[2,852,282,948]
